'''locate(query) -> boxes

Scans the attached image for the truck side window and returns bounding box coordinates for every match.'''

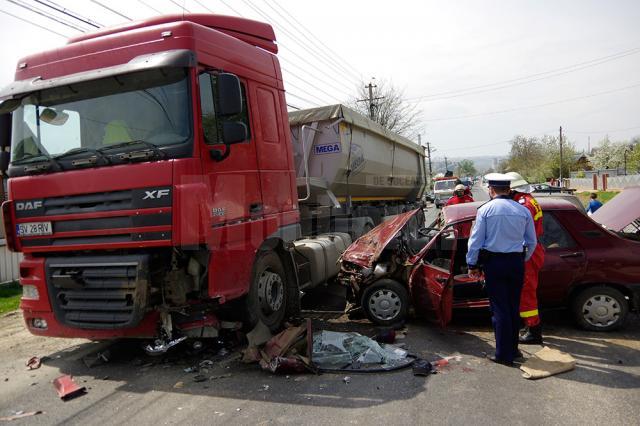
[540,213,576,249]
[199,72,251,144]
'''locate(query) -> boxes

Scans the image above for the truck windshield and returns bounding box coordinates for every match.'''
[434,180,456,191]
[10,67,191,172]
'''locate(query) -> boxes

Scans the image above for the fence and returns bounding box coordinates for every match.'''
[568,174,640,191]
[0,240,22,283]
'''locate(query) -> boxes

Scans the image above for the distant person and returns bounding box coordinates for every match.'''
[446,184,474,206]
[586,193,603,216]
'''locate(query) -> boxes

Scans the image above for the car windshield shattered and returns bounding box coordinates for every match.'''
[9,67,192,175]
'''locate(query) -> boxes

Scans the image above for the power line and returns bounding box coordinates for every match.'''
[267,0,361,78]
[34,0,102,28]
[137,0,163,14]
[285,91,322,108]
[89,0,131,21]
[406,46,640,103]
[284,79,337,106]
[0,8,68,38]
[217,0,244,17]
[281,68,345,104]
[168,0,190,13]
[262,0,361,81]
[211,0,355,99]
[424,81,640,122]
[6,0,87,32]
[565,125,640,135]
[237,0,359,93]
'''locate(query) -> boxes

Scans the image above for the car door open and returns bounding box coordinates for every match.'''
[409,226,457,327]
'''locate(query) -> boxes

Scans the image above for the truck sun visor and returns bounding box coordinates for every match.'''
[0,49,197,110]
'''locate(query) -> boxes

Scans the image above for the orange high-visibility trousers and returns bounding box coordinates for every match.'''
[520,243,545,327]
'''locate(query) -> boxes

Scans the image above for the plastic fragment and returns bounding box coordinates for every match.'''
[52,375,86,401]
[26,356,42,370]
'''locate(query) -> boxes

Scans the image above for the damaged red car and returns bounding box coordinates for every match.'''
[339,195,640,331]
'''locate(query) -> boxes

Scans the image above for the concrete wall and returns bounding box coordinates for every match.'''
[0,240,22,283]
[569,174,640,191]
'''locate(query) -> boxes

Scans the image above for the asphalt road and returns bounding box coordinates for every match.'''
[1,184,638,425]
[1,306,639,425]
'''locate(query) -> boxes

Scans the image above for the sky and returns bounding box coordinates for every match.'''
[1,0,639,162]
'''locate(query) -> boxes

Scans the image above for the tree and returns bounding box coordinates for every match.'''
[627,136,640,173]
[503,134,576,182]
[349,79,423,139]
[591,137,626,170]
[456,159,477,177]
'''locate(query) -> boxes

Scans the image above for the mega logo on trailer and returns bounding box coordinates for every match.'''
[313,143,341,155]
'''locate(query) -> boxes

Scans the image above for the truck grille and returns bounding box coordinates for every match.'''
[15,186,172,249]
[45,255,149,329]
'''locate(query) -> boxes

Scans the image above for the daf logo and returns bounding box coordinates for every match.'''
[143,189,170,200]
[16,201,43,211]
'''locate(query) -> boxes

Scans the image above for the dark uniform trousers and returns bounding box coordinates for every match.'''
[483,251,525,362]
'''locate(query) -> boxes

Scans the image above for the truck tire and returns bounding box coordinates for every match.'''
[245,251,293,332]
[362,279,409,326]
[572,286,628,331]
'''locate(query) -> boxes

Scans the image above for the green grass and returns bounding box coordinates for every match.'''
[0,281,21,315]
[576,191,619,208]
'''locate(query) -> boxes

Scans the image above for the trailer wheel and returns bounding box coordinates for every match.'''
[362,279,409,326]
[245,251,291,332]
[572,286,628,331]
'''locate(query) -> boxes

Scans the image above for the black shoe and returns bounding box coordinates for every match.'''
[486,355,514,367]
[519,324,543,344]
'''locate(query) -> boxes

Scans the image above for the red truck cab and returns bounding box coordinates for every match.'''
[0,14,303,343]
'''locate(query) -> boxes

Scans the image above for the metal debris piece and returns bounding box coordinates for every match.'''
[259,384,270,391]
[0,411,43,421]
[52,375,86,401]
[143,336,187,356]
[193,375,207,383]
[26,356,41,370]
[343,376,351,384]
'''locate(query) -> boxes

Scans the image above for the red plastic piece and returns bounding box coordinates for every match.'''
[52,375,86,400]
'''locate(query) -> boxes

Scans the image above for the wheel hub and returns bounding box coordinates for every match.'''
[368,289,401,321]
[257,270,284,314]
[582,294,621,328]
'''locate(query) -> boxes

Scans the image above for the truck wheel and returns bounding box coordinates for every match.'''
[572,286,628,331]
[362,279,409,326]
[246,251,292,332]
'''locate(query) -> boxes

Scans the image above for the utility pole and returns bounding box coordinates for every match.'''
[559,126,563,187]
[419,135,434,186]
[357,78,384,121]
[444,156,448,172]
[366,81,376,120]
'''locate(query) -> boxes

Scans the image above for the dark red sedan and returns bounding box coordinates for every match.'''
[339,193,640,331]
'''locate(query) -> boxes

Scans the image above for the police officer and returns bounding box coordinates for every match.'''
[467,173,537,366]
[506,172,545,344]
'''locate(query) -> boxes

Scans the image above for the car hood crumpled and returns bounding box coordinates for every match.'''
[340,209,421,268]
[591,186,640,231]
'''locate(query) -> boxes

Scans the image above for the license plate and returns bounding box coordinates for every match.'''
[17,221,53,237]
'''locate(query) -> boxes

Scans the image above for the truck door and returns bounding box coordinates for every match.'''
[198,72,262,226]
[408,227,457,327]
[250,84,295,215]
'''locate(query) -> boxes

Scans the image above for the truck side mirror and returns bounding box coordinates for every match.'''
[221,121,247,145]
[0,151,8,175]
[216,73,242,117]
[0,113,10,175]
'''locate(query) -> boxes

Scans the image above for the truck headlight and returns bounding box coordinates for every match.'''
[22,285,39,300]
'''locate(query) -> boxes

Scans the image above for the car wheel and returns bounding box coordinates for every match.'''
[362,279,409,326]
[245,251,293,332]
[572,286,629,331]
